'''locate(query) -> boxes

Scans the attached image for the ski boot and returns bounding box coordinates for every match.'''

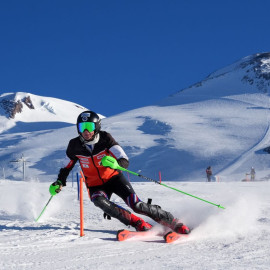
[130,214,153,231]
[171,219,190,234]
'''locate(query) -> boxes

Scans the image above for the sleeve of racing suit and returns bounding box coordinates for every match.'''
[57,159,76,186]
[105,132,129,169]
[57,140,78,186]
[109,145,129,169]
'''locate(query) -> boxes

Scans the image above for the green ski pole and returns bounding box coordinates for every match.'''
[101,156,225,209]
[35,195,54,222]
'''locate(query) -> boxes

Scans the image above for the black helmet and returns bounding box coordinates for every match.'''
[76,111,101,137]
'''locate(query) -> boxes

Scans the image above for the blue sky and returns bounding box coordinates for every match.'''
[0,0,269,117]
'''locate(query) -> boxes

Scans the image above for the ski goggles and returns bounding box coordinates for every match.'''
[78,122,95,133]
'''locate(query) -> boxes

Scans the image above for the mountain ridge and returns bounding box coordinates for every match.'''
[1,52,270,182]
[160,52,270,107]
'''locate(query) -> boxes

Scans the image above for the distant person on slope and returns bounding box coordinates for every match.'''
[250,167,256,181]
[49,110,190,234]
[206,166,212,182]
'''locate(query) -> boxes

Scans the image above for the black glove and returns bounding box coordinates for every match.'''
[49,180,63,196]
[117,158,129,169]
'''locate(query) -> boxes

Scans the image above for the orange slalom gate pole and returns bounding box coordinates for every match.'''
[79,171,85,237]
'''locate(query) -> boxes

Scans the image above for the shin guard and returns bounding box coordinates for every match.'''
[133,201,174,226]
[93,196,132,226]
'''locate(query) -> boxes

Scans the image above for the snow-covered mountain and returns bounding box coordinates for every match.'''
[105,52,270,182]
[1,53,270,270]
[0,92,88,133]
[160,52,270,106]
[0,92,90,180]
[0,52,270,182]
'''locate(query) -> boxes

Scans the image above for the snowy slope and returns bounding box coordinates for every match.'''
[1,52,270,270]
[0,92,99,180]
[105,53,270,181]
[159,52,270,105]
[0,180,269,269]
[103,94,270,182]
[0,52,270,182]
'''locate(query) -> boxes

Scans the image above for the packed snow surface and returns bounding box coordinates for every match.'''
[0,179,269,269]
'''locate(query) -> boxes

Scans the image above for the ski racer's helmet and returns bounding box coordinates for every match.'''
[76,111,101,141]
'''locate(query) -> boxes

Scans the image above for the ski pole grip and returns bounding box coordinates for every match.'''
[101,156,120,169]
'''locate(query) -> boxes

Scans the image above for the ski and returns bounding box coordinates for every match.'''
[117,229,161,241]
[117,229,188,243]
[164,231,183,243]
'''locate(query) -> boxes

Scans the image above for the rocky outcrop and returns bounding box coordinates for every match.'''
[0,95,34,119]
[241,53,270,92]
[22,96,35,109]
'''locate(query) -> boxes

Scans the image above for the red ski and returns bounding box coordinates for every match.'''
[117,229,160,241]
[117,229,188,243]
[163,231,184,243]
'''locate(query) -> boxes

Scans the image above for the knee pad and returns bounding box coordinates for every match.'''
[93,196,111,210]
[91,190,108,202]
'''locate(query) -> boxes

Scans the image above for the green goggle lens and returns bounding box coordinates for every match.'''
[78,122,95,133]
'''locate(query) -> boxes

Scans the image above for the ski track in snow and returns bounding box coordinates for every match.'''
[1,180,270,269]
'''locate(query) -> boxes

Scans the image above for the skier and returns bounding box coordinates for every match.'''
[49,111,190,234]
[206,166,212,182]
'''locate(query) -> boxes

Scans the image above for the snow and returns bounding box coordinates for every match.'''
[2,82,270,182]
[10,92,88,123]
[0,180,269,269]
[1,53,270,269]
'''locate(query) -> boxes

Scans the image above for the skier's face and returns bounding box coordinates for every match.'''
[82,129,94,140]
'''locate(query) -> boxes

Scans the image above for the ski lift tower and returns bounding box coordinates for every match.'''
[10,154,29,180]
